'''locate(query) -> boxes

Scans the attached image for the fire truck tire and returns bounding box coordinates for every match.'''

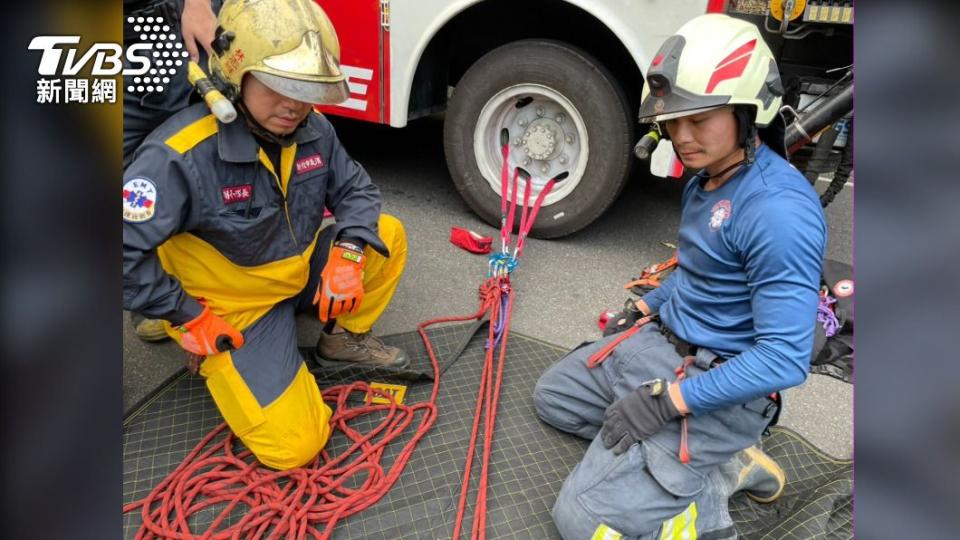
[444,39,633,238]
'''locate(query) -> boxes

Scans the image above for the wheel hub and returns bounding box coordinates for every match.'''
[473,83,589,208]
[521,119,563,161]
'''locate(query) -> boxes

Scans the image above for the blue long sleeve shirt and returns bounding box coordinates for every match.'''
[643,144,827,415]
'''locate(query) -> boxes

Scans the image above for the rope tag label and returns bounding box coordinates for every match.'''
[367,382,407,405]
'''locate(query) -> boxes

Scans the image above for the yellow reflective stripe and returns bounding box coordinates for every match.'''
[591,523,623,540]
[280,144,296,196]
[659,502,698,540]
[157,228,320,331]
[164,114,218,154]
[257,144,297,197]
[680,502,698,540]
[259,148,277,179]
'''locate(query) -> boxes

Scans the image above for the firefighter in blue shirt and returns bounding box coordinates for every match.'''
[123,0,408,470]
[533,14,827,539]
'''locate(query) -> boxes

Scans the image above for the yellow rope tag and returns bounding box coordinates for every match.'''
[367,382,407,405]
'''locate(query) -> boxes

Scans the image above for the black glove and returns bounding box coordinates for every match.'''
[600,379,682,455]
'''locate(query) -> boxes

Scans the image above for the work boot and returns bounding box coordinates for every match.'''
[718,445,786,503]
[129,312,170,342]
[317,330,409,369]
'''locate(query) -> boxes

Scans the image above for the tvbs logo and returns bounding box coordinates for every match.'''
[28,36,152,76]
[28,17,189,104]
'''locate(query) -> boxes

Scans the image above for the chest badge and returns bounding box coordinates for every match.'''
[709,199,732,231]
[221,184,253,205]
[295,153,326,174]
[122,177,157,223]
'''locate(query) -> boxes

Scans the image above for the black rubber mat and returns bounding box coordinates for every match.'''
[123,324,852,539]
[731,427,853,539]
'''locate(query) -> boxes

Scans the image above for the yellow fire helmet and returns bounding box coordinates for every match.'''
[638,14,784,126]
[209,0,349,105]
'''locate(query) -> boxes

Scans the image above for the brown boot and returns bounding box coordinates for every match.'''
[130,312,170,342]
[316,330,409,369]
[719,445,786,503]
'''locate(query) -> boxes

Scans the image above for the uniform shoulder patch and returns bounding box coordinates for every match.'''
[123,177,158,223]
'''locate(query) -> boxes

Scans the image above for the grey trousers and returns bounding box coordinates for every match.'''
[533,322,776,539]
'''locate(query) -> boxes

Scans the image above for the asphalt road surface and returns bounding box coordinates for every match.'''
[123,114,853,458]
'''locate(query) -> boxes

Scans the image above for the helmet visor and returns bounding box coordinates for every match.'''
[638,83,730,124]
[647,105,726,123]
[252,71,350,105]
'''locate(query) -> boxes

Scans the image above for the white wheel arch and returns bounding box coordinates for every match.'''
[387,0,707,126]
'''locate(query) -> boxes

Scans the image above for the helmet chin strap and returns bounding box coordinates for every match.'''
[235,101,304,146]
[699,151,747,181]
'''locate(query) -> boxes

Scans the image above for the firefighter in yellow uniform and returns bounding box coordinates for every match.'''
[123,0,407,470]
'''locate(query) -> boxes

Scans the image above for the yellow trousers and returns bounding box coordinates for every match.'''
[167,214,407,469]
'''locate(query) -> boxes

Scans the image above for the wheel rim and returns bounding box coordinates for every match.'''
[473,84,589,207]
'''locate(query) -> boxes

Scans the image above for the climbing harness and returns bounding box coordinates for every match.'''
[624,253,678,292]
[588,328,695,465]
[672,356,697,464]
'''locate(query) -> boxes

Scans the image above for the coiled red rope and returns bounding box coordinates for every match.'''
[122,290,501,539]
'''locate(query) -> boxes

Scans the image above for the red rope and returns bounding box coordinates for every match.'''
[123,286,501,539]
[444,279,507,540]
[474,286,514,539]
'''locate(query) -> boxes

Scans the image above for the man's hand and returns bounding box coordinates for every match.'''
[600,379,682,455]
[185,352,205,374]
[178,305,244,355]
[313,241,366,322]
[181,0,217,62]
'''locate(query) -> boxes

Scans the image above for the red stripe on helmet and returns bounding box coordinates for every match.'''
[705,39,757,93]
[716,39,757,69]
[706,0,728,12]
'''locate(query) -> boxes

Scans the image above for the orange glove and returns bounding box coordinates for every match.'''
[177,305,245,355]
[313,241,365,322]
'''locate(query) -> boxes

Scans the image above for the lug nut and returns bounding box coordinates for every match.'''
[541,165,549,174]
[536,107,544,117]
[514,138,522,146]
[519,118,528,127]
[524,148,529,154]
[556,114,565,123]
[559,155,568,164]
[523,157,531,166]
[566,134,574,144]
